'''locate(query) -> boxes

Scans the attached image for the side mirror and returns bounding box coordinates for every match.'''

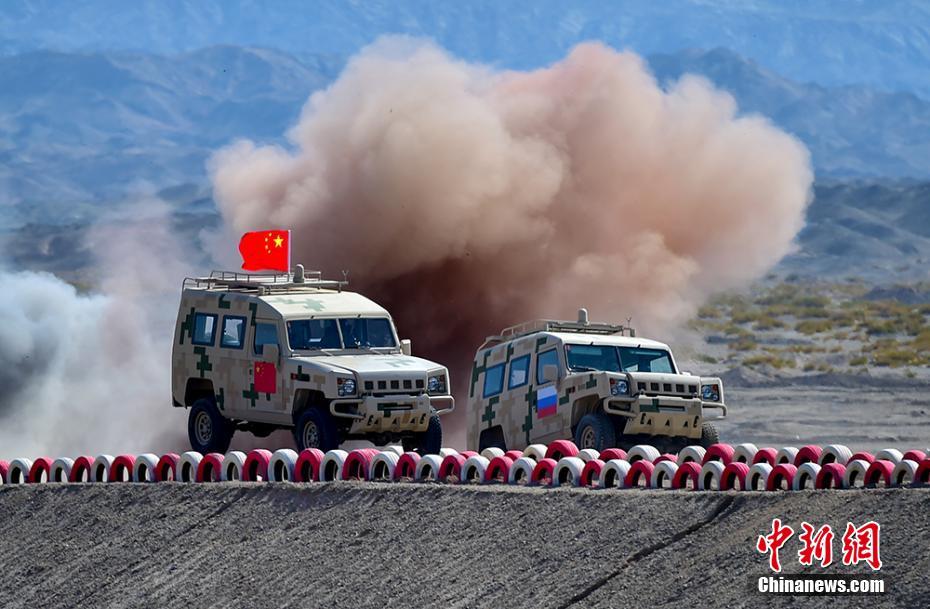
[542,364,559,384]
[400,339,412,356]
[262,344,280,364]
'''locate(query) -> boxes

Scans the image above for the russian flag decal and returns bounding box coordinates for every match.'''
[537,385,558,418]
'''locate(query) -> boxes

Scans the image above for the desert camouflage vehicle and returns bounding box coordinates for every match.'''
[467,310,726,453]
[172,265,454,454]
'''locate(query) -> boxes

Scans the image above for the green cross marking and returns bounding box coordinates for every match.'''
[179,307,195,345]
[265,393,272,401]
[294,365,310,382]
[482,396,499,426]
[559,392,571,406]
[384,360,415,368]
[248,302,258,327]
[469,349,492,398]
[215,388,225,411]
[242,383,259,408]
[275,297,325,312]
[585,374,598,389]
[522,386,536,444]
[194,346,212,378]
[218,294,231,309]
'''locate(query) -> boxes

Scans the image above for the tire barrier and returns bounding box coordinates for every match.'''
[504,450,524,462]
[746,463,772,491]
[624,459,655,488]
[580,459,605,488]
[384,446,405,457]
[480,448,504,461]
[651,460,679,489]
[132,454,160,482]
[394,452,421,481]
[545,440,579,461]
[874,448,904,464]
[849,451,875,464]
[370,451,400,481]
[522,444,548,461]
[267,449,299,482]
[576,449,600,463]
[531,458,558,485]
[701,444,734,465]
[774,447,798,465]
[676,446,705,465]
[698,461,725,491]
[177,452,203,483]
[294,449,325,482]
[196,453,225,483]
[915,460,930,485]
[892,460,919,487]
[0,460,8,485]
[626,445,660,464]
[414,454,444,481]
[843,459,872,488]
[598,448,627,462]
[732,443,758,464]
[552,457,585,487]
[672,461,702,490]
[816,463,847,489]
[439,448,459,458]
[221,451,247,482]
[341,449,376,481]
[751,448,778,466]
[819,444,853,465]
[28,457,54,483]
[109,455,136,483]
[460,455,490,483]
[599,460,631,489]
[7,459,32,484]
[766,464,797,491]
[653,453,677,465]
[318,450,347,482]
[508,457,537,484]
[792,463,821,490]
[459,450,480,459]
[864,460,895,488]
[794,445,822,466]
[902,450,926,463]
[485,456,514,483]
[91,455,115,483]
[720,462,750,491]
[437,454,466,483]
[50,458,74,483]
[155,453,180,482]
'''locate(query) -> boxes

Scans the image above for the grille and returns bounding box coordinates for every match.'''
[363,378,424,395]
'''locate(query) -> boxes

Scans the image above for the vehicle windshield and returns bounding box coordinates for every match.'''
[618,347,675,373]
[339,318,397,348]
[565,344,676,373]
[287,319,341,350]
[287,317,397,350]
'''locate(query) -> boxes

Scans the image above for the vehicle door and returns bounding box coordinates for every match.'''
[248,318,287,422]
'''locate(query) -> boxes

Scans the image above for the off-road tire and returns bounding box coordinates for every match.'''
[188,398,234,454]
[700,422,720,448]
[294,408,340,452]
[403,414,443,455]
[574,412,617,451]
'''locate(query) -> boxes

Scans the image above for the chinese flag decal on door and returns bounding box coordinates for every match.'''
[254,362,277,394]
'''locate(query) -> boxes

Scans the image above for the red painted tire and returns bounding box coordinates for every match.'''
[915,459,930,485]
[903,450,927,463]
[109,455,136,483]
[702,443,734,465]
[342,449,375,481]
[393,452,421,481]
[196,453,225,482]
[27,457,53,484]
[624,460,655,488]
[485,456,514,483]
[765,464,797,491]
[294,449,325,482]
[849,451,875,464]
[459,451,479,459]
[816,463,847,489]
[0,460,7,484]
[671,461,701,489]
[531,458,558,484]
[751,448,777,466]
[580,459,604,487]
[545,440,579,461]
[69,456,94,482]
[242,449,273,482]
[504,450,523,462]
[599,448,627,461]
[438,454,467,482]
[654,453,677,464]
[155,453,180,482]
[794,445,822,466]
[864,460,895,488]
[720,462,750,490]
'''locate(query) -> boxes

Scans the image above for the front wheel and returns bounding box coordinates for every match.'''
[700,422,720,448]
[574,412,617,451]
[188,398,234,454]
[294,408,340,452]
[403,414,442,455]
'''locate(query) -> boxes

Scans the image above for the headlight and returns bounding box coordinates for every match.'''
[701,384,719,402]
[338,377,356,397]
[610,379,629,396]
[428,374,446,394]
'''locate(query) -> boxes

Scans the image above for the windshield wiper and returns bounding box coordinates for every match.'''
[569,365,600,372]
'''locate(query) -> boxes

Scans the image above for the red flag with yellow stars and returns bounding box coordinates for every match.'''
[254,362,277,394]
[239,230,291,272]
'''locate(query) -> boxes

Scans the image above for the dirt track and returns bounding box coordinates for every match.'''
[0,483,926,608]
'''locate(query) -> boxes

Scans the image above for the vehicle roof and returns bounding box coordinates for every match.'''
[260,290,389,318]
[545,332,670,350]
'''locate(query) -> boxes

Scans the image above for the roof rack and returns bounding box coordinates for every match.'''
[182,264,348,295]
[479,308,635,350]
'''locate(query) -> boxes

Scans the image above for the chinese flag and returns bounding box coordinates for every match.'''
[239,230,291,272]
[254,362,277,394]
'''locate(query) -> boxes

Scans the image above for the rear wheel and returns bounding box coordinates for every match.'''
[294,408,340,452]
[574,412,617,451]
[700,422,719,449]
[403,414,442,455]
[188,398,234,454]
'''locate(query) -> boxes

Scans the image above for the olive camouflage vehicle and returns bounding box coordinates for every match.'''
[467,309,726,454]
[172,265,454,454]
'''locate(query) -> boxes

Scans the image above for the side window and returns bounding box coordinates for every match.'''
[536,349,560,384]
[192,313,217,346]
[483,363,505,398]
[253,322,279,355]
[220,316,246,349]
[508,354,530,389]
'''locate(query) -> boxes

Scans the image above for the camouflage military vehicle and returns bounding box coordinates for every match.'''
[172,265,454,454]
[466,310,726,453]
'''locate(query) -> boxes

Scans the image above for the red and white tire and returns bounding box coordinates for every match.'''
[843,459,872,488]
[627,445,660,464]
[294,449,325,482]
[654,454,677,465]
[865,460,895,487]
[732,443,758,464]
[766,464,798,491]
[775,447,798,465]
[109,455,136,482]
[221,451,247,481]
[651,460,679,489]
[370,451,400,481]
[848,451,875,464]
[480,447,504,461]
[242,449,273,482]
[6,459,32,484]
[599,459,632,488]
[792,463,821,490]
[50,458,75,483]
[676,446,705,465]
[459,450,479,459]
[625,460,655,488]
[915,459,930,485]
[577,449,600,463]
[437,454,467,483]
[819,444,853,465]
[485,456,514,483]
[91,455,115,482]
[522,444,548,461]
[197,453,225,482]
[393,452,421,481]
[0,460,7,484]
[580,459,604,487]
[266,449,298,482]
[155,453,180,482]
[552,457,585,487]
[27,457,53,483]
[508,457,537,484]
[874,448,903,464]
[720,462,751,491]
[69,456,94,482]
[545,440,579,461]
[598,448,627,462]
[132,454,159,482]
[702,443,734,465]
[439,448,458,458]
[415,454,444,481]
[319,450,348,482]
[531,458,558,485]
[891,460,919,487]
[504,450,523,462]
[460,455,490,483]
[747,463,772,491]
[794,445,822,466]
[341,449,375,481]
[751,448,778,466]
[815,463,847,489]
[177,452,203,482]
[902,450,926,463]
[671,461,701,490]
[699,461,726,490]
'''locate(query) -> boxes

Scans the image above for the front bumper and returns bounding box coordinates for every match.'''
[330,394,454,434]
[604,394,727,438]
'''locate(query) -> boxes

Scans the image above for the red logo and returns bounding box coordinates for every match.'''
[756,518,794,573]
[757,519,881,572]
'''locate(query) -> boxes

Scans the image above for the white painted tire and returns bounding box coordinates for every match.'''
[131,454,159,483]
[370,451,400,480]
[268,449,299,482]
[508,457,537,484]
[178,452,203,482]
[383,446,404,457]
[522,444,547,461]
[627,445,660,464]
[732,443,758,464]
[819,444,853,465]
[7,458,33,484]
[480,447,504,461]
[460,455,490,483]
[793,463,821,490]
[598,459,631,488]
[699,461,726,490]
[553,457,586,487]
[91,455,115,482]
[651,460,679,489]
[677,446,705,464]
[415,454,444,481]
[875,448,903,465]
[577,449,600,463]
[843,459,872,488]
[747,463,772,491]
[775,447,798,465]
[49,458,74,483]
[221,451,247,481]
[892,460,920,487]
[320,450,349,481]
